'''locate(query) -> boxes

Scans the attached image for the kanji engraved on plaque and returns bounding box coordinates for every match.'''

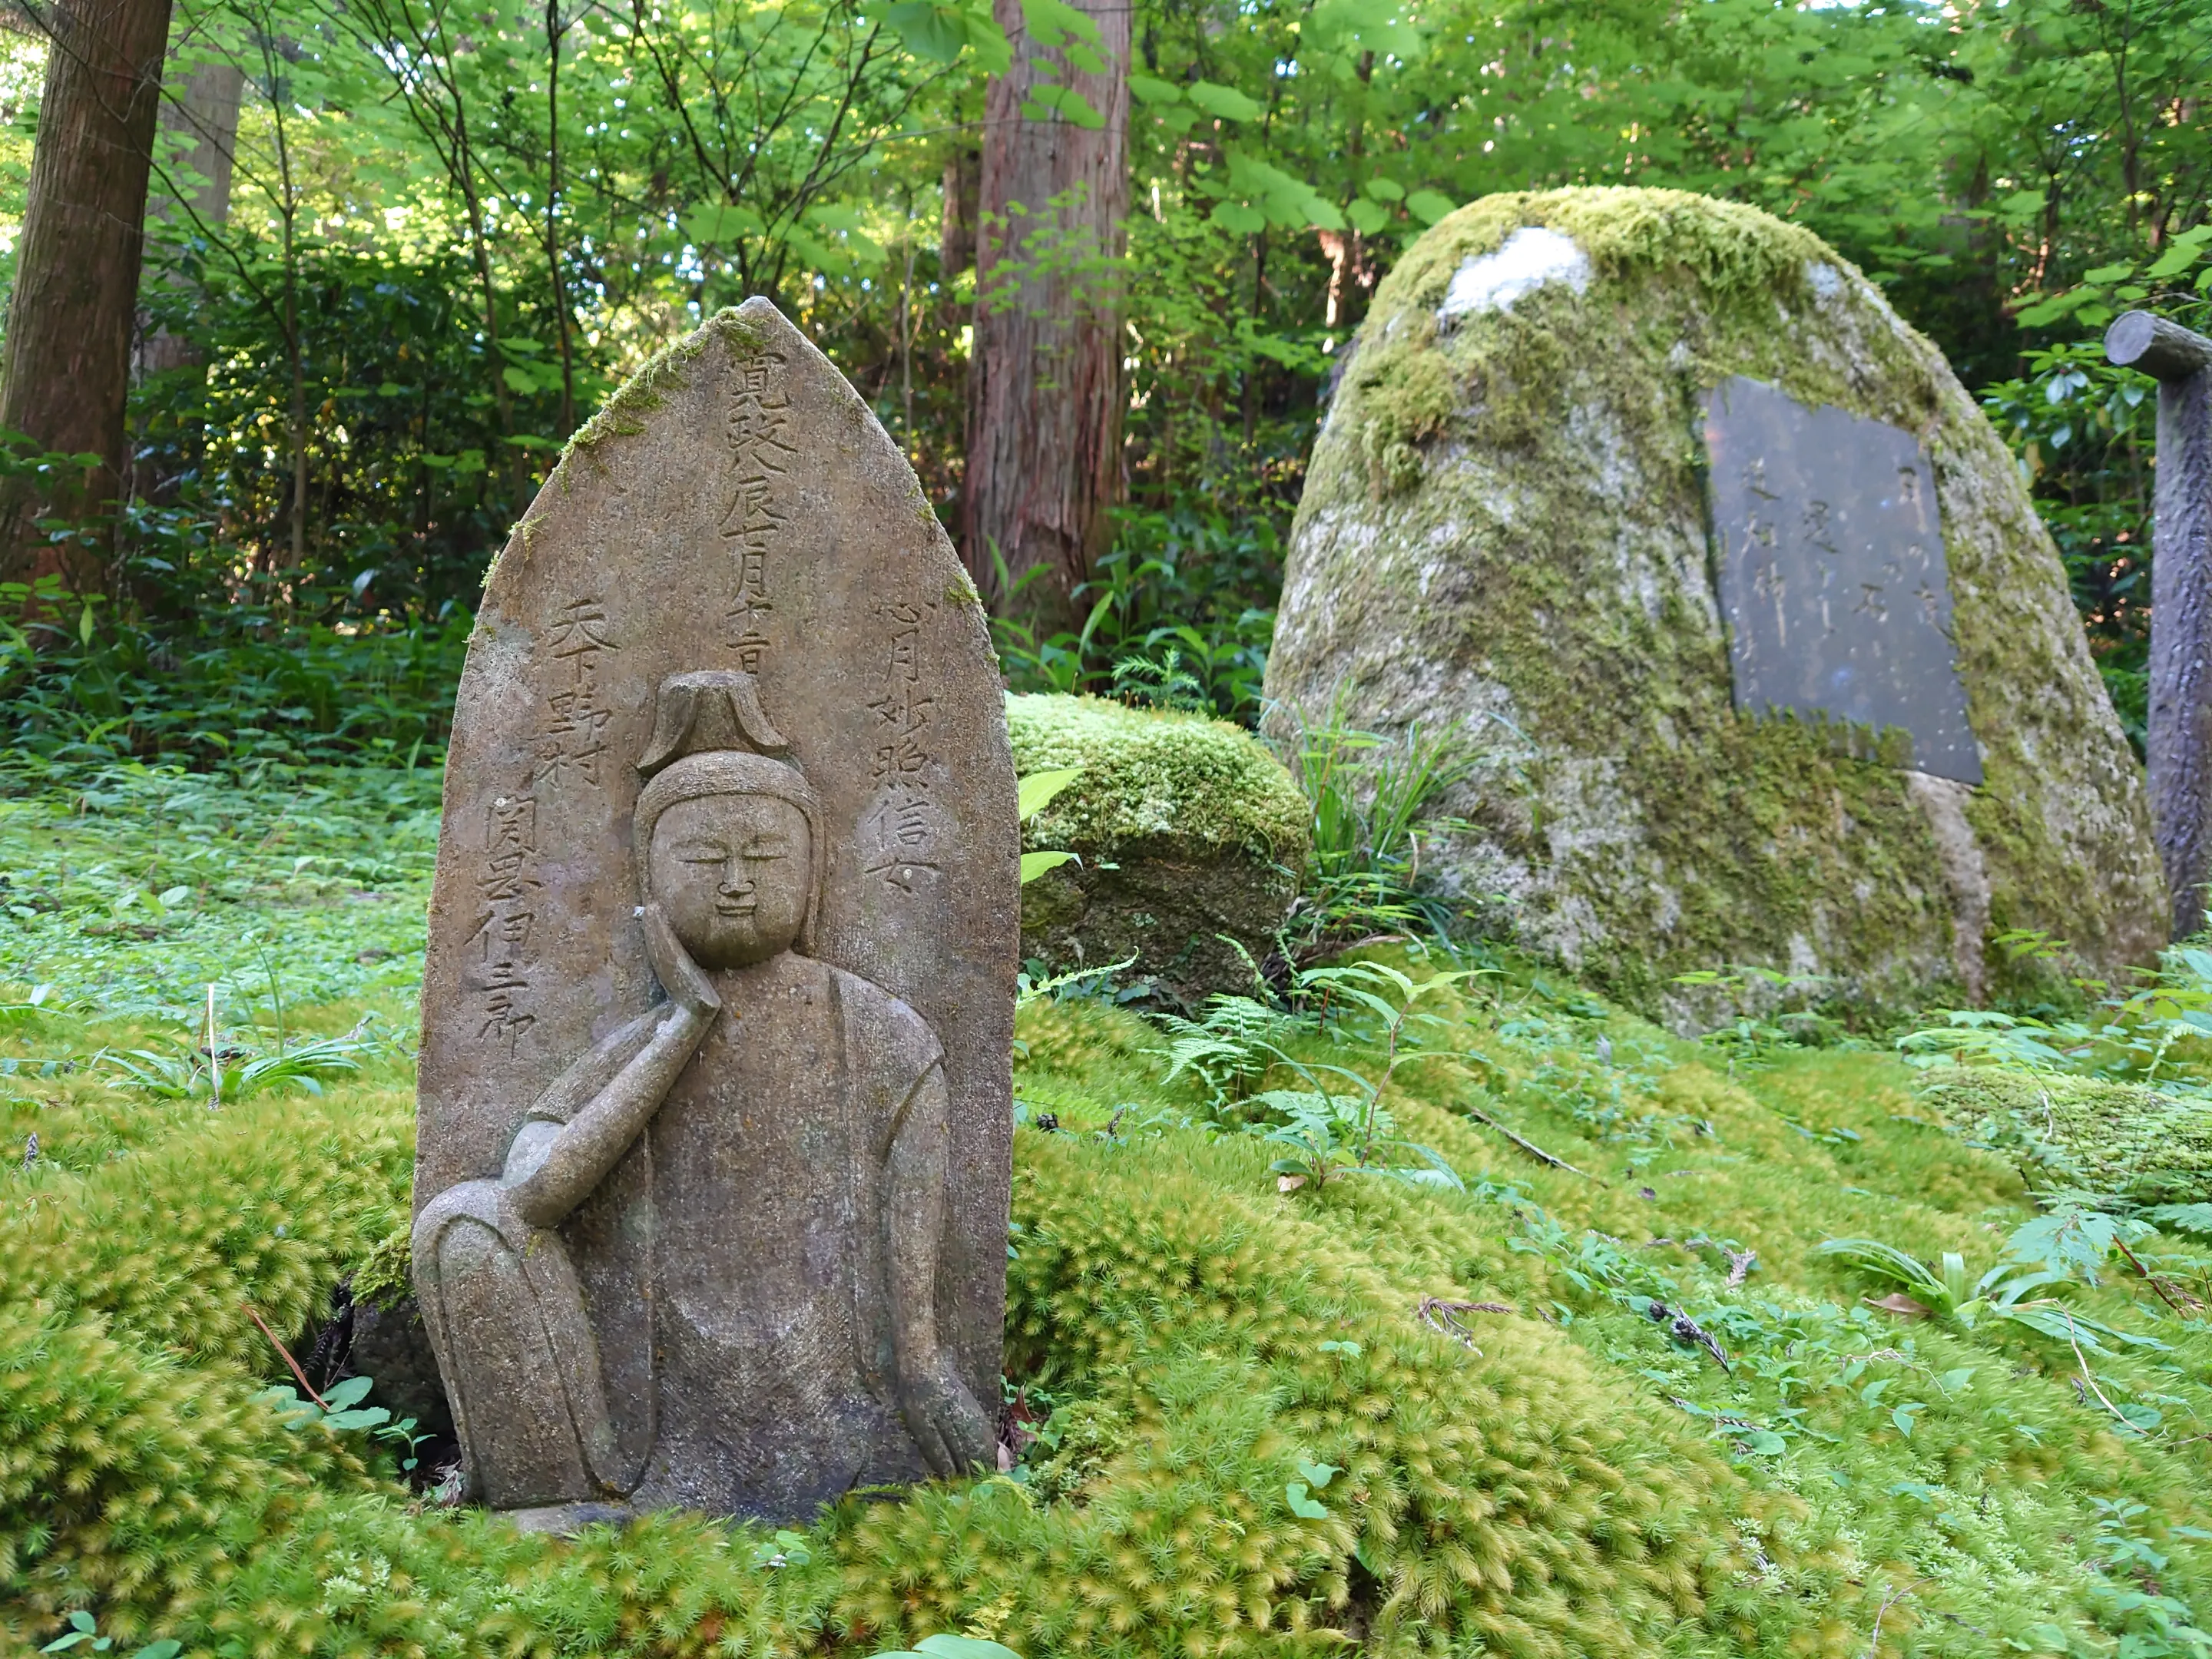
[1704,375,1982,785]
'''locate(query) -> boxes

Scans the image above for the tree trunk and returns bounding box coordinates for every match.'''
[963,0,1128,626]
[939,143,980,282]
[140,50,243,381]
[0,0,180,595]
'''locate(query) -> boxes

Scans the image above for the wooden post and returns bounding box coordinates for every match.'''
[2108,310,2212,938]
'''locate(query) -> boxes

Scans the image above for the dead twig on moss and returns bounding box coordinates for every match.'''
[1418,1297,1515,1349]
[1460,1100,1591,1177]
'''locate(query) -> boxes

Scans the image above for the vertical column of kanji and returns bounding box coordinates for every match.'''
[720,348,796,672]
[863,603,944,896]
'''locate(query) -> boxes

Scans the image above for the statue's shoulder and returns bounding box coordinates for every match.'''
[821,959,944,1079]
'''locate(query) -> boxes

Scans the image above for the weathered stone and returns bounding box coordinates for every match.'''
[1266,187,2166,1022]
[412,300,1018,1524]
[1008,694,1310,1005]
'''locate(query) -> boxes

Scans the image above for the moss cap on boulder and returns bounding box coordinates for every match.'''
[1008,693,1310,1004]
[1265,186,2164,1025]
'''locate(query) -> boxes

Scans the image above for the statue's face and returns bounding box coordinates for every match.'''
[649,793,813,969]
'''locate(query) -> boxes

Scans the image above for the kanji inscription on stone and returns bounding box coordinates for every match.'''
[1703,375,1982,785]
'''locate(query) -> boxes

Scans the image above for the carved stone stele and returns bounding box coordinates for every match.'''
[411,300,1018,1525]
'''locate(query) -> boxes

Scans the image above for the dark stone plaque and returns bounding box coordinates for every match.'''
[1703,376,1982,785]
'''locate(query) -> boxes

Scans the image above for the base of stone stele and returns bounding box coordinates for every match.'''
[505,1502,637,1535]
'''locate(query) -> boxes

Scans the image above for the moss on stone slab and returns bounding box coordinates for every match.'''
[1008,694,1310,1002]
[1923,1069,2212,1204]
[1267,187,2166,1027]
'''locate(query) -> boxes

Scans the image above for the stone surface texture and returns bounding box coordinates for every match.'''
[412,300,1017,1521]
[1265,187,2166,1022]
[1009,693,1310,1004]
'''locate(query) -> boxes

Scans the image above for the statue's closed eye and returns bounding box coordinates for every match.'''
[743,839,792,859]
[674,839,730,864]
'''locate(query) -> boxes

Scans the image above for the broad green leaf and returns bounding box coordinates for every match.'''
[1028,83,1105,128]
[1362,176,1406,201]
[1129,73,1184,105]
[1347,198,1389,234]
[1404,189,1456,225]
[884,0,971,61]
[2148,240,2209,278]
[1187,80,1263,121]
[1020,849,1079,882]
[684,202,765,244]
[1296,1458,1339,1488]
[1016,0,1100,51]
[1740,1429,1786,1455]
[1210,201,1267,235]
[916,1637,1026,1659]
[1017,767,1083,819]
[1285,1480,1330,1518]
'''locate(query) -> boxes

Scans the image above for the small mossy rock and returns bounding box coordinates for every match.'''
[1007,694,1310,1005]
[1266,187,2165,1025]
[1924,1070,2212,1204]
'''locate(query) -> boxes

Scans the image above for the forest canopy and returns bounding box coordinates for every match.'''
[0,0,2204,760]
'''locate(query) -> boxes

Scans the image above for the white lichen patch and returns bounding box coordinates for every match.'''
[1437,226,1591,323]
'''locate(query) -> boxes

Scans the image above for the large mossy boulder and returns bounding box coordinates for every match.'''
[1266,186,2164,1023]
[1008,694,1310,1005]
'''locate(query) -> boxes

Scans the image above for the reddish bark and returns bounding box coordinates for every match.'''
[0,0,179,594]
[963,0,1128,627]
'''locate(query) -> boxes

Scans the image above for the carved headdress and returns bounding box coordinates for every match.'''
[632,671,825,951]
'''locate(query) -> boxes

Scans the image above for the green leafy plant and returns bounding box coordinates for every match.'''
[256,1374,435,1475]
[39,1613,180,1658]
[1017,767,1084,885]
[100,1025,377,1104]
[869,1636,1025,1659]
[1816,1230,2167,1358]
[1273,700,1528,957]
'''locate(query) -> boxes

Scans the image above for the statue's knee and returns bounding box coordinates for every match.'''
[413,1183,599,1506]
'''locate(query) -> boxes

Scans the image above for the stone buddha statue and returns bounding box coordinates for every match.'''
[412,669,993,1524]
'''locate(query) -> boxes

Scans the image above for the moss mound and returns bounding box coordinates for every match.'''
[1922,1068,2212,1203]
[1265,187,2164,1025]
[1008,694,1310,1002]
[12,965,2212,1655]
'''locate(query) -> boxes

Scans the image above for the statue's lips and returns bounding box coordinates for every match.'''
[715,899,757,916]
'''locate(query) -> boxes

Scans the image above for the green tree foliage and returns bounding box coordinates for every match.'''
[0,0,2200,749]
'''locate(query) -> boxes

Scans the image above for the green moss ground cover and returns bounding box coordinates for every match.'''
[6,764,2212,1657]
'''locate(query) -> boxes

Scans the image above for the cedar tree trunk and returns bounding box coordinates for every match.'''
[141,48,243,380]
[0,0,178,594]
[963,0,1128,627]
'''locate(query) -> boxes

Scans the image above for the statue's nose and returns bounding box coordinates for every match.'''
[720,859,753,892]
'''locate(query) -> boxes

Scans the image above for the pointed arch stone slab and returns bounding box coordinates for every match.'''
[414,300,1017,1491]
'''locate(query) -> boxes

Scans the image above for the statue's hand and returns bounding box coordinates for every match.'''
[643,902,721,1018]
[899,1353,993,1479]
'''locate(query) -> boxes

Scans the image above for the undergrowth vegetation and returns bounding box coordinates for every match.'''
[8,765,2212,1657]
